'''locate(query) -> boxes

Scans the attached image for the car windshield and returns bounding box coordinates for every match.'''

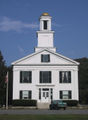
[52,100,63,104]
[52,100,57,104]
[58,100,62,103]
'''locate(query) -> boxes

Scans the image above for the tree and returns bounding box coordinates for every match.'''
[0,51,7,106]
[75,57,88,104]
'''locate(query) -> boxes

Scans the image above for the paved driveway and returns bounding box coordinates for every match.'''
[0,109,88,115]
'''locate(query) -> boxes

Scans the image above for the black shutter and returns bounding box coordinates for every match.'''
[41,55,43,62]
[40,71,42,83]
[68,91,71,99]
[20,71,22,83]
[29,71,32,83]
[20,91,22,99]
[60,72,62,83]
[39,88,41,100]
[60,91,62,99]
[48,55,50,62]
[28,91,32,99]
[68,71,71,83]
[49,71,51,83]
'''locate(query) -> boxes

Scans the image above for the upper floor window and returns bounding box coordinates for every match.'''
[43,20,48,30]
[41,54,50,62]
[60,90,72,99]
[20,90,32,100]
[20,71,32,83]
[59,71,71,83]
[40,71,51,83]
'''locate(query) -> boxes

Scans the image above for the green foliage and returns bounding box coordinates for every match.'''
[8,66,13,105]
[62,100,78,106]
[0,51,7,105]
[0,115,88,120]
[12,100,37,106]
[75,57,88,104]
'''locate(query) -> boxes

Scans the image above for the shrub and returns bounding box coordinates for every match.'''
[62,100,79,106]
[12,100,37,106]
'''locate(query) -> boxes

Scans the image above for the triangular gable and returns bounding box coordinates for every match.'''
[12,49,79,65]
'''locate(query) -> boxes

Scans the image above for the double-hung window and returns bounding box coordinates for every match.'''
[60,90,72,99]
[59,71,71,83]
[20,71,32,83]
[20,90,32,100]
[40,71,51,83]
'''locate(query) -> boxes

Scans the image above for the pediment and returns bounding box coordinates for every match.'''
[12,49,79,66]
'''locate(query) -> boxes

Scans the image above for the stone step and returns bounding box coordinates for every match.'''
[37,102,50,109]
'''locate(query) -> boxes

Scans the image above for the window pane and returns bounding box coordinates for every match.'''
[46,92,49,97]
[63,95,68,99]
[40,71,51,83]
[22,91,28,99]
[41,54,50,62]
[20,71,32,83]
[63,91,68,95]
[59,71,71,83]
[60,90,72,100]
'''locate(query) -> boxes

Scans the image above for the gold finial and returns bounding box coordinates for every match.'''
[42,13,49,16]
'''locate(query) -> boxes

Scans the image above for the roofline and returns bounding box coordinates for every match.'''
[11,48,80,65]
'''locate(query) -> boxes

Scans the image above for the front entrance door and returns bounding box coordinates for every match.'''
[42,88,49,102]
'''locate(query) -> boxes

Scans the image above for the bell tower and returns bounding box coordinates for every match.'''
[35,13,56,52]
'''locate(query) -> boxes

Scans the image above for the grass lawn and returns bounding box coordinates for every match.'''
[0,115,88,120]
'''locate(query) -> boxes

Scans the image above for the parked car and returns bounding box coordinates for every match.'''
[49,100,67,110]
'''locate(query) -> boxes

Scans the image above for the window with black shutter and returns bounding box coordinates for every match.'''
[40,71,51,83]
[59,90,72,100]
[20,71,32,83]
[59,71,71,83]
[20,90,32,100]
[41,54,50,62]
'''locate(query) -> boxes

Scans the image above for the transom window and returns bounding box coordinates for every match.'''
[60,90,72,99]
[40,71,51,83]
[20,90,32,100]
[20,71,32,83]
[59,71,71,83]
[41,54,50,62]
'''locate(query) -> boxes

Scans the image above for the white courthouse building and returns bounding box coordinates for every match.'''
[12,13,79,108]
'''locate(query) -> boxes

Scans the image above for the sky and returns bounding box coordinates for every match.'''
[0,0,88,66]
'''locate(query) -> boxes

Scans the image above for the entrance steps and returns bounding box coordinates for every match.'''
[37,102,50,109]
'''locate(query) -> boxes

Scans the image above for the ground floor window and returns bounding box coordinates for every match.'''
[60,90,72,99]
[20,90,32,100]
